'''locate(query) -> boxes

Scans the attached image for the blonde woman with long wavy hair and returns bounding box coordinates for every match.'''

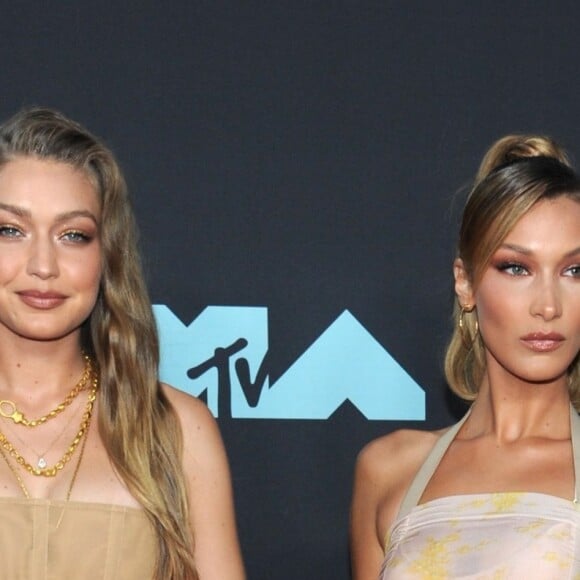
[0,107,245,579]
[351,134,580,579]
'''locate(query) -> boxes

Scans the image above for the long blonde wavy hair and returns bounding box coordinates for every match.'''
[0,108,198,579]
[444,135,580,409]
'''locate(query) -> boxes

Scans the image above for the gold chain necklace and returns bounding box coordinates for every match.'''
[1,395,83,470]
[0,402,92,500]
[0,353,92,427]
[0,374,98,477]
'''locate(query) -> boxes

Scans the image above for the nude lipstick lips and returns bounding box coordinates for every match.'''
[520,332,565,352]
[17,290,66,309]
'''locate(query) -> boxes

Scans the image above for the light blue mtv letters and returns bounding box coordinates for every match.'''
[154,305,424,421]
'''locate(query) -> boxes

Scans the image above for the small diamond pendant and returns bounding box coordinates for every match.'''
[37,457,47,469]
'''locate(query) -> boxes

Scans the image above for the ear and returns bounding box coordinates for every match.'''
[453,258,475,308]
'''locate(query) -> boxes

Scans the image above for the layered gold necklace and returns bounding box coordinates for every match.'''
[0,392,95,499]
[0,355,98,480]
[3,394,83,470]
[0,353,93,427]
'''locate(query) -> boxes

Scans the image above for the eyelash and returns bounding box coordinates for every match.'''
[495,261,529,276]
[0,225,23,238]
[60,230,92,243]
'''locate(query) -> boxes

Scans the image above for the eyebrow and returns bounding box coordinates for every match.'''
[499,243,580,258]
[0,203,99,225]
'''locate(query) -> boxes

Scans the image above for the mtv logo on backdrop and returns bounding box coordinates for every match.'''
[154,305,425,421]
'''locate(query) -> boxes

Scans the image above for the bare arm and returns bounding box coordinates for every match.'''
[164,385,246,580]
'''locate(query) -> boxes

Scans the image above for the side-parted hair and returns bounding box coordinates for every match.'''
[445,135,580,409]
[0,108,198,579]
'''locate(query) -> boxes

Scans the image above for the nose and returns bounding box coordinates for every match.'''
[26,237,59,280]
[529,276,562,321]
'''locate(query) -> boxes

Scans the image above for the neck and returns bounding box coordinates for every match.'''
[469,368,571,443]
[0,336,87,401]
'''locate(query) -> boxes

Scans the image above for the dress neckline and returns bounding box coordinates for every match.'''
[0,495,145,513]
[396,404,580,520]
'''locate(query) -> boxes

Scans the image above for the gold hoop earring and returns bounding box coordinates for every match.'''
[459,304,478,347]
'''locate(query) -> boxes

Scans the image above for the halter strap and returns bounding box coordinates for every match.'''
[570,405,580,503]
[397,404,580,520]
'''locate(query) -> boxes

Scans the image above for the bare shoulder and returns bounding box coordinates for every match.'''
[356,427,442,486]
[353,427,445,546]
[160,383,225,463]
[161,382,215,428]
[350,427,443,577]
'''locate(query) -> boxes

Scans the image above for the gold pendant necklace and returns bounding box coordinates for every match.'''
[0,373,98,477]
[2,395,82,470]
[0,354,92,427]
[0,398,92,500]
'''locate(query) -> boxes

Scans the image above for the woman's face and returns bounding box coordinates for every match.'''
[457,196,580,387]
[0,157,102,345]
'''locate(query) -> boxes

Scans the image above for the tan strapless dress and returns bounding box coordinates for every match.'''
[0,497,157,579]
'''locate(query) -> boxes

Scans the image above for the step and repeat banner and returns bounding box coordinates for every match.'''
[3,3,579,578]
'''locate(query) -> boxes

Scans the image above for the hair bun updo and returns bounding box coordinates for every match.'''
[475,134,572,185]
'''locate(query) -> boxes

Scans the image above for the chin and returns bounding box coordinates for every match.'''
[519,371,570,386]
[11,324,81,343]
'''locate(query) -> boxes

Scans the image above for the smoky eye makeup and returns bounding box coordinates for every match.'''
[494,261,529,276]
[489,248,531,275]
[60,230,94,243]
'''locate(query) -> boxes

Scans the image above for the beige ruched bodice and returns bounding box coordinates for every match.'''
[0,497,157,579]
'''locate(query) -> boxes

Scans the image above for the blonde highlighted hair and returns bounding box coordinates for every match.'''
[0,108,198,579]
[444,134,580,408]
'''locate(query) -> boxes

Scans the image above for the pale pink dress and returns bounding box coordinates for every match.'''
[381,407,580,579]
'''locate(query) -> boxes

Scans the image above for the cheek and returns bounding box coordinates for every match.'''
[81,261,102,316]
[68,248,102,291]
[87,257,103,292]
[475,281,523,337]
[0,262,17,282]
[572,300,580,344]
[0,248,24,279]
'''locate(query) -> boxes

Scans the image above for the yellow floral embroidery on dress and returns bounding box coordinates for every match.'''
[543,551,572,570]
[457,539,491,554]
[406,532,459,578]
[516,519,545,536]
[461,497,488,509]
[489,493,522,513]
[548,527,572,541]
[384,494,580,578]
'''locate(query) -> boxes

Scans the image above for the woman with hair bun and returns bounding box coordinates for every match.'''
[350,134,580,578]
[0,107,245,579]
